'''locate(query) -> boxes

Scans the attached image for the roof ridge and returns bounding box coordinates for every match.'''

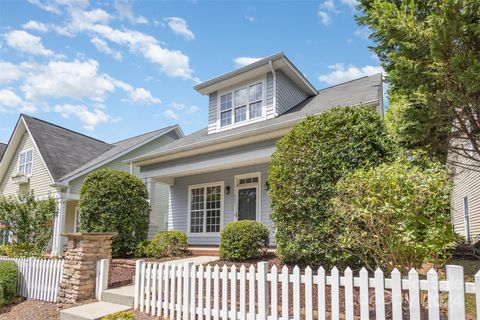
[316,73,383,92]
[112,125,176,144]
[21,114,111,146]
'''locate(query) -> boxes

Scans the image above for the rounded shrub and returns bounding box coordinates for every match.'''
[145,230,188,258]
[79,169,150,257]
[268,106,395,266]
[219,220,269,261]
[0,260,18,306]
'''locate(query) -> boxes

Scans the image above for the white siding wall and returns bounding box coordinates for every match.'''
[207,92,217,134]
[0,132,56,198]
[168,163,272,245]
[276,70,309,115]
[451,156,480,242]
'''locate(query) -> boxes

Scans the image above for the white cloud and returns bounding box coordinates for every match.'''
[245,15,255,22]
[129,88,161,104]
[90,36,122,61]
[354,27,371,40]
[320,0,337,12]
[0,62,23,83]
[163,109,179,120]
[233,57,263,68]
[53,104,119,131]
[114,0,149,24]
[0,89,37,113]
[5,30,54,56]
[164,17,195,40]
[341,0,359,8]
[27,0,89,14]
[186,105,199,114]
[317,11,332,25]
[21,59,118,102]
[318,63,384,85]
[22,20,49,32]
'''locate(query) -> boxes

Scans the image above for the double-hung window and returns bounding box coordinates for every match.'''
[189,183,223,234]
[18,149,33,176]
[219,81,263,128]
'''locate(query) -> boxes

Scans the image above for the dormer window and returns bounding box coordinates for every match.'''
[18,148,33,176]
[218,80,265,129]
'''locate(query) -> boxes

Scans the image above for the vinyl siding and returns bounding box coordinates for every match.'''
[168,163,272,245]
[451,156,480,242]
[265,72,275,119]
[0,132,56,198]
[276,70,309,115]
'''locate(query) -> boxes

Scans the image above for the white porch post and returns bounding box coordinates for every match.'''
[51,197,66,256]
[146,177,158,238]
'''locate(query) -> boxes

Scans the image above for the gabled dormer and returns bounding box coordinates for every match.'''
[194,52,318,134]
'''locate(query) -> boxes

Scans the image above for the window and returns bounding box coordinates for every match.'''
[74,207,81,233]
[219,81,263,128]
[18,149,33,176]
[464,196,471,243]
[189,183,223,234]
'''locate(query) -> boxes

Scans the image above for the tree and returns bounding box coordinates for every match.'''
[0,192,57,256]
[79,169,150,257]
[358,0,480,169]
[268,106,395,266]
[332,156,456,273]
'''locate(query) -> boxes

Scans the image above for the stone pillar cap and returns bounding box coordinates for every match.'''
[61,232,117,240]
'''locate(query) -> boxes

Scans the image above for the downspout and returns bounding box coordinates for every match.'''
[268,60,277,117]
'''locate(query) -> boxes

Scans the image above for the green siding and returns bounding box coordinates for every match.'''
[0,132,56,198]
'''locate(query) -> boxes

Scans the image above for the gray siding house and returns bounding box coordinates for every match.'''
[133,52,383,246]
[0,115,183,255]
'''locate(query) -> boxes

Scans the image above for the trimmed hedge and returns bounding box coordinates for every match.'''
[136,231,188,258]
[79,169,150,257]
[268,106,395,266]
[0,260,18,306]
[220,221,269,261]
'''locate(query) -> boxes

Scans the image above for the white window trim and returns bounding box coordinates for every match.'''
[74,207,81,233]
[18,147,34,177]
[234,172,261,222]
[215,77,267,133]
[187,181,224,236]
[464,196,471,243]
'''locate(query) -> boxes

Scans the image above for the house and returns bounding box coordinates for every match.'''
[0,143,6,160]
[131,52,383,246]
[0,114,183,255]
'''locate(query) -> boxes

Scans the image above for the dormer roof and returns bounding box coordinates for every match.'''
[194,52,317,96]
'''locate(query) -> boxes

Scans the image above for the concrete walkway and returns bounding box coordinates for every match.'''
[60,255,219,320]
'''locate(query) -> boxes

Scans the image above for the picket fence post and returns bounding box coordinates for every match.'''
[257,262,268,320]
[447,265,466,319]
[134,259,144,310]
[95,258,109,300]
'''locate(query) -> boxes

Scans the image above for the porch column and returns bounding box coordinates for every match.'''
[146,177,158,238]
[51,198,66,256]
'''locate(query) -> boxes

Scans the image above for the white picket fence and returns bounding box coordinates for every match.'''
[0,256,64,302]
[134,260,479,320]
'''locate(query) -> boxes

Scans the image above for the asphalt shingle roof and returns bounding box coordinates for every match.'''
[133,73,383,161]
[0,143,6,161]
[22,115,114,181]
[60,126,177,181]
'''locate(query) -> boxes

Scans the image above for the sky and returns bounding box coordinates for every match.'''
[0,0,383,144]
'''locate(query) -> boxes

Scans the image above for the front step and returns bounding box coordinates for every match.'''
[60,301,131,320]
[101,285,135,307]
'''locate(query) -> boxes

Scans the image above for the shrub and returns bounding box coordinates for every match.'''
[79,169,150,257]
[268,106,395,266]
[0,260,18,306]
[0,192,57,256]
[145,231,188,258]
[219,221,269,261]
[134,240,151,258]
[102,311,135,320]
[332,156,455,272]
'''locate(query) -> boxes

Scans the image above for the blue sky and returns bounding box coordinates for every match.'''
[0,0,382,144]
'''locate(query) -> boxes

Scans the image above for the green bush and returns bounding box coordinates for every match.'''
[79,169,150,257]
[0,243,41,258]
[0,192,57,256]
[102,310,135,320]
[0,260,18,306]
[332,156,455,272]
[219,221,269,261]
[268,106,395,266]
[134,240,151,258]
[144,230,188,258]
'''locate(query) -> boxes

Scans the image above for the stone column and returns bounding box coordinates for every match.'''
[57,232,115,305]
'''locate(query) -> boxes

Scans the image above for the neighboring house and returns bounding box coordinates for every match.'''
[0,114,183,255]
[132,52,383,246]
[450,152,480,243]
[0,143,6,160]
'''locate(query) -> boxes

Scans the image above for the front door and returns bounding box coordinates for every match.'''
[237,187,257,220]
